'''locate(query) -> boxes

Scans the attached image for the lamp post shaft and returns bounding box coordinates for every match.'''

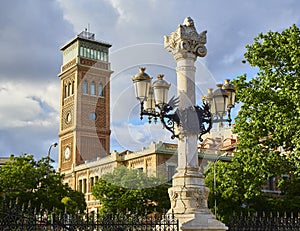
[164,17,227,231]
[48,142,58,159]
[176,53,199,170]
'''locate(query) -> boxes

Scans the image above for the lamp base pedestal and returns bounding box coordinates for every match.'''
[168,169,227,231]
[175,211,228,231]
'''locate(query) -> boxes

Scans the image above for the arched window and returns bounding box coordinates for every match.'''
[83,80,88,94]
[103,52,108,62]
[72,81,75,95]
[83,47,87,57]
[90,82,96,95]
[64,84,68,98]
[98,83,103,96]
[91,49,94,59]
[80,46,84,56]
[68,82,72,96]
[87,48,90,58]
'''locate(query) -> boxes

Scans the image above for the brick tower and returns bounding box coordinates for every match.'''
[57,31,112,185]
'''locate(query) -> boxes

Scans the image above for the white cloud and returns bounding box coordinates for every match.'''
[0,79,60,160]
[0,80,59,128]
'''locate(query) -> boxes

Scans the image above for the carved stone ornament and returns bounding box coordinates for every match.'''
[164,17,207,57]
[192,187,210,208]
[168,189,178,209]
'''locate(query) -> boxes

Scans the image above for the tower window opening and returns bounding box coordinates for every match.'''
[87,48,90,58]
[83,80,88,94]
[68,82,72,96]
[89,112,97,120]
[72,81,75,95]
[80,46,84,56]
[98,83,103,96]
[64,84,68,98]
[91,82,96,95]
[104,52,108,62]
[91,49,94,59]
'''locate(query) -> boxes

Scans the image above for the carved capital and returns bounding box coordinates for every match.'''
[164,17,207,58]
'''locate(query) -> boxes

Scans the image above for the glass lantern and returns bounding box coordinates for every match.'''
[152,74,171,107]
[222,79,236,108]
[132,68,152,102]
[213,84,228,119]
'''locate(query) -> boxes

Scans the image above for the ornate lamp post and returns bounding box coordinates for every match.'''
[132,17,235,231]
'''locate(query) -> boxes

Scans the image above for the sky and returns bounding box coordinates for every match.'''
[0,0,299,164]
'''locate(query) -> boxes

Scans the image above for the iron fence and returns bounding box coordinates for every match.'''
[0,199,178,231]
[228,211,300,231]
[5,198,300,231]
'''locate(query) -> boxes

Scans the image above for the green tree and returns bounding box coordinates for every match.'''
[0,154,86,213]
[92,166,170,215]
[205,24,300,222]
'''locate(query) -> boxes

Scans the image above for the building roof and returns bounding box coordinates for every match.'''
[60,30,112,51]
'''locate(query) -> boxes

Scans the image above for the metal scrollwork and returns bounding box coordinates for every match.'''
[160,113,180,140]
[194,103,212,141]
[139,96,212,141]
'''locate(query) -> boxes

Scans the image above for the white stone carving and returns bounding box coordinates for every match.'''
[164,17,207,57]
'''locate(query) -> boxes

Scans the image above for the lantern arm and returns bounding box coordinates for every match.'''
[194,103,213,142]
[133,69,236,141]
[139,97,213,141]
[159,111,180,139]
[139,101,159,121]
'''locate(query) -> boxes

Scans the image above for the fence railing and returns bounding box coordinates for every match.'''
[228,211,300,231]
[0,199,178,231]
[3,198,300,231]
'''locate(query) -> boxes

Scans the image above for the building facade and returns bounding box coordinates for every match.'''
[67,142,179,210]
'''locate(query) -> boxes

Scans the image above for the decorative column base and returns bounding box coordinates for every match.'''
[168,168,228,231]
[177,212,228,231]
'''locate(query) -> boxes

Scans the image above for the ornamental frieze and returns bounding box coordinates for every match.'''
[62,58,76,72]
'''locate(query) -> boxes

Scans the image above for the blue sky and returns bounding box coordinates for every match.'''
[0,0,299,163]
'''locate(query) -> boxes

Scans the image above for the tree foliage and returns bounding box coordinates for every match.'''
[0,154,86,213]
[205,24,300,222]
[92,166,170,215]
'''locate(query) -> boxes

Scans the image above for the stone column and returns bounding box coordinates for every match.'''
[164,17,227,231]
